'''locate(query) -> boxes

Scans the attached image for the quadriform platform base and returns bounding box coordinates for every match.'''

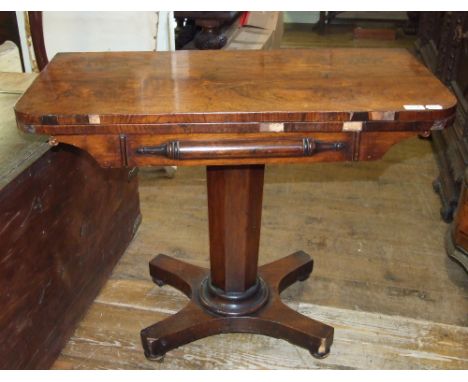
[141,165,333,360]
[14,49,457,360]
[143,251,331,360]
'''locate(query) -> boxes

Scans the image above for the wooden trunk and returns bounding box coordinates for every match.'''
[0,144,141,369]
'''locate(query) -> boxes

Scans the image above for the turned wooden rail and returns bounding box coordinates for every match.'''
[134,138,346,160]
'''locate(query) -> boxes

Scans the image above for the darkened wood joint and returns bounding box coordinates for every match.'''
[75,114,91,124]
[40,115,58,125]
[119,134,129,167]
[135,138,346,160]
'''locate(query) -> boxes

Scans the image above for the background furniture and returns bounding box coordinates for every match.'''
[28,11,48,71]
[0,72,141,369]
[0,11,25,71]
[414,11,468,271]
[174,11,240,49]
[315,11,415,35]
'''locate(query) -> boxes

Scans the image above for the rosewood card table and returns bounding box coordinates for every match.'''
[15,49,456,360]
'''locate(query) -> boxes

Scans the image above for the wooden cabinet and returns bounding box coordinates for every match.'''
[414,11,468,271]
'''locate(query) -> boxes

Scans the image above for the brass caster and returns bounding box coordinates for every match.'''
[145,353,165,363]
[152,277,165,287]
[311,349,330,359]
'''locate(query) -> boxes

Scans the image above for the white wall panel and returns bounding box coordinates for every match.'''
[42,11,160,60]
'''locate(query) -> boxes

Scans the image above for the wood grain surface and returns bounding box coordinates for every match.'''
[15,49,456,129]
[13,49,457,168]
[207,165,264,292]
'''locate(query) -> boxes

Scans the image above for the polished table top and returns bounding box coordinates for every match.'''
[16,49,456,127]
[15,49,457,168]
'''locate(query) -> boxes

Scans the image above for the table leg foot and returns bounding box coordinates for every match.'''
[256,251,333,357]
[141,301,216,360]
[148,253,206,297]
[141,251,334,360]
[251,300,333,358]
[259,250,314,292]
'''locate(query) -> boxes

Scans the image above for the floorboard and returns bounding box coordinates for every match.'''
[53,278,467,369]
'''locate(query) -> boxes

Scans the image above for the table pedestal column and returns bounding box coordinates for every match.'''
[140,165,334,361]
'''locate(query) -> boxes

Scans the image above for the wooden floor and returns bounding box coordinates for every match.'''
[280,23,416,49]
[2,23,465,369]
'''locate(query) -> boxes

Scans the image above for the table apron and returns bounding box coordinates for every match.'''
[52,131,419,167]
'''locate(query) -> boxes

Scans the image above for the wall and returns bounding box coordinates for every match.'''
[16,11,175,72]
[43,11,159,58]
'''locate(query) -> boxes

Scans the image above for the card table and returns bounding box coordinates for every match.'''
[15,49,456,360]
